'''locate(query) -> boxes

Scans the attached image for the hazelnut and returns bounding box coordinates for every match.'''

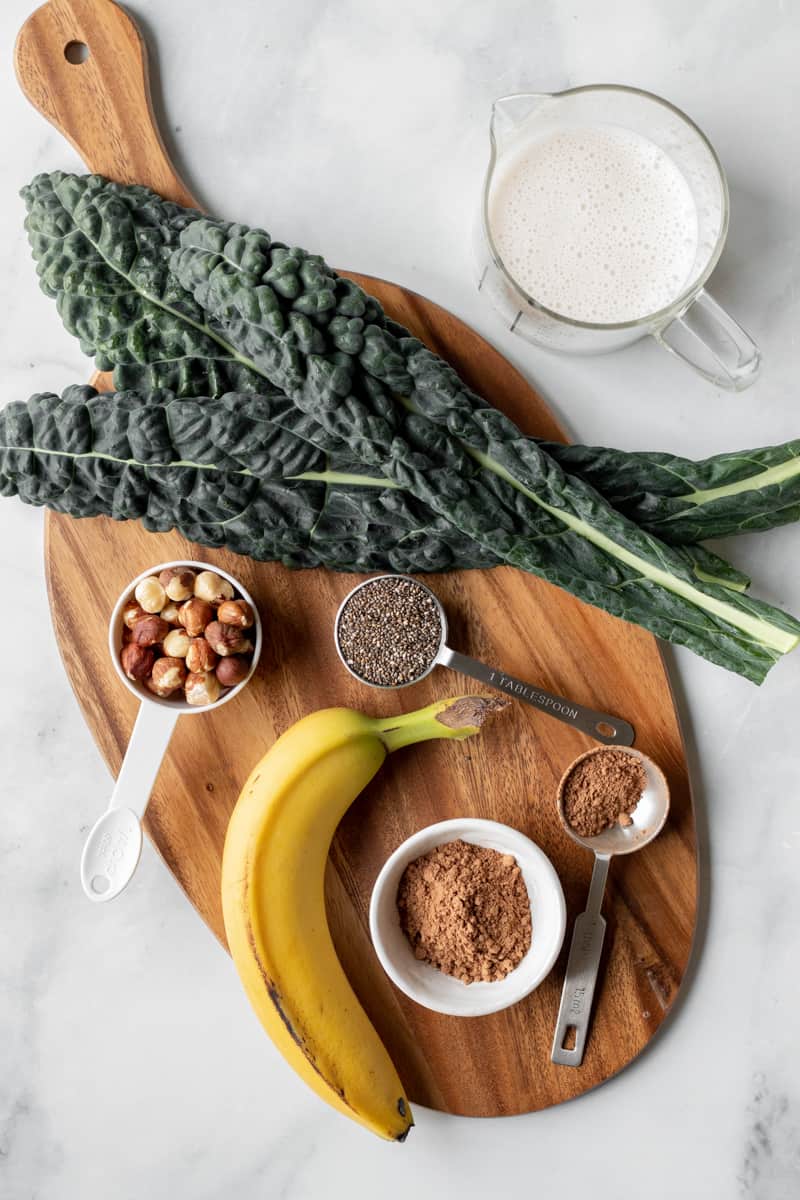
[185,671,221,707]
[120,643,155,680]
[134,576,167,613]
[131,615,170,646]
[149,656,187,696]
[178,597,214,637]
[217,599,254,629]
[160,567,196,602]
[194,570,234,605]
[186,637,218,674]
[146,677,174,699]
[122,600,148,630]
[161,601,181,625]
[216,655,250,688]
[163,628,191,658]
[205,620,252,657]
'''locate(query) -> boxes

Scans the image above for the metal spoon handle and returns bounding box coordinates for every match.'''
[551,853,611,1067]
[438,648,634,745]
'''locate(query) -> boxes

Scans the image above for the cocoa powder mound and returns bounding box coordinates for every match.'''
[396,839,532,984]
[562,748,647,837]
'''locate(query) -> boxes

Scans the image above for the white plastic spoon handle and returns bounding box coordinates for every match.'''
[80,703,179,902]
[108,702,179,820]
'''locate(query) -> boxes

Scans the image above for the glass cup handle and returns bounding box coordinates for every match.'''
[653,288,761,391]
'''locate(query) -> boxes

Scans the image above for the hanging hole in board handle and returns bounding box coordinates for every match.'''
[64,41,90,65]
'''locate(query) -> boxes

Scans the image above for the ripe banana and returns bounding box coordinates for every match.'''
[221,695,505,1140]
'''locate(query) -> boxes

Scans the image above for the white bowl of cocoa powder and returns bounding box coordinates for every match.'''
[369,818,566,1017]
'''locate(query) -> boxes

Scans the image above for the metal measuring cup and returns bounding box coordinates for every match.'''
[334,574,634,746]
[551,746,670,1066]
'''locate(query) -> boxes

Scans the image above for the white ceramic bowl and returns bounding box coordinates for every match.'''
[369,818,566,1017]
[109,559,262,713]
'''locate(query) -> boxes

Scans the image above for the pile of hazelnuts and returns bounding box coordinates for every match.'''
[120,567,256,706]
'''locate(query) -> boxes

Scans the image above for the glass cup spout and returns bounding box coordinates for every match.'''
[490,92,555,145]
[475,85,760,390]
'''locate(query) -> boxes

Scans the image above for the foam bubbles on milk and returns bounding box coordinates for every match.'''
[488,124,700,324]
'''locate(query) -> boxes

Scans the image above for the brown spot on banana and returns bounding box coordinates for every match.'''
[243,916,361,1115]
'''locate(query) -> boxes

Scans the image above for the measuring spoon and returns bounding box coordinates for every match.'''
[80,560,262,903]
[335,575,634,746]
[551,746,670,1066]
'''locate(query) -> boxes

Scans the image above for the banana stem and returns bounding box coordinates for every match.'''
[374,696,508,754]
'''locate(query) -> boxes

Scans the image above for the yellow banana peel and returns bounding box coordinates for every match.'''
[221,695,505,1140]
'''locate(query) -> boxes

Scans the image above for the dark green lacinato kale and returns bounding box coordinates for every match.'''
[539,439,800,544]
[0,387,498,574]
[168,217,800,683]
[0,384,741,588]
[17,173,800,680]
[674,544,749,592]
[21,173,800,551]
[23,172,263,396]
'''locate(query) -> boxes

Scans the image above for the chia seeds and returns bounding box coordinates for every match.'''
[336,576,443,687]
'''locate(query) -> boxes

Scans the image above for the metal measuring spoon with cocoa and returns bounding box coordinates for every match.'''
[551,745,670,1068]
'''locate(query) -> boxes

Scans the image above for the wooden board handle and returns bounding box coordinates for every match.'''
[14,0,197,206]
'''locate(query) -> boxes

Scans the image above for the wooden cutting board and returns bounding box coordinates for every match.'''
[15,0,697,1118]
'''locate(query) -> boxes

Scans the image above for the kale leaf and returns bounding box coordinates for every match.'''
[22,173,799,549]
[169,217,800,682]
[541,439,800,543]
[17,174,800,681]
[0,386,498,574]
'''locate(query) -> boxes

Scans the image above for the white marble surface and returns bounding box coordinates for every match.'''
[1,0,799,1195]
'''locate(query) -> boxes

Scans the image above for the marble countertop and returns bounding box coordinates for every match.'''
[1,0,799,1196]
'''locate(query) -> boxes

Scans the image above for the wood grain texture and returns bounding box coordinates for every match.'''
[16,0,697,1117]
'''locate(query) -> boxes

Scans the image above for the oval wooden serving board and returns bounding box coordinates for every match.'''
[16,0,697,1118]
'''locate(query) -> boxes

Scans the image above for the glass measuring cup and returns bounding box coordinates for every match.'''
[551,746,670,1066]
[334,575,634,746]
[474,84,760,390]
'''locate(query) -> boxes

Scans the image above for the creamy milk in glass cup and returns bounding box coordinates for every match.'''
[474,85,760,390]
